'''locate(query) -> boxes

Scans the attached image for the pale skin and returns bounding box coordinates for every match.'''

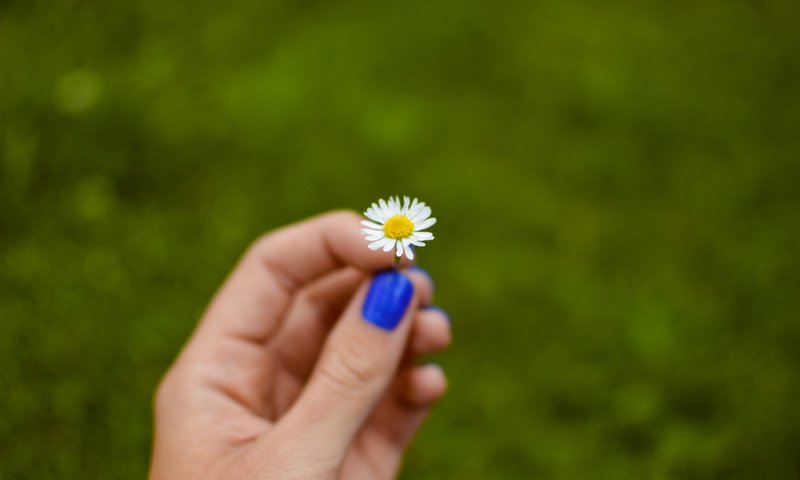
[150,210,451,479]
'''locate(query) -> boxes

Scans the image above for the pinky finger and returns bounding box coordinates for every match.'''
[352,364,447,477]
[397,363,448,408]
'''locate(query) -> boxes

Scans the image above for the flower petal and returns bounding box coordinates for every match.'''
[383,239,397,252]
[414,217,436,230]
[408,233,426,244]
[395,239,404,257]
[402,239,414,260]
[369,237,393,250]
[367,205,386,223]
[411,206,431,224]
[361,220,383,229]
[414,231,434,240]
[378,198,391,218]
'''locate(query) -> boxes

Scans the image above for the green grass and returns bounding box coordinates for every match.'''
[2,1,799,478]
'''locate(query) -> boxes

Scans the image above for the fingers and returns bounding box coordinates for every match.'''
[341,364,447,479]
[271,269,445,382]
[409,308,451,356]
[268,269,448,418]
[266,268,433,464]
[356,364,447,477]
[270,267,366,382]
[193,210,408,349]
[396,363,448,407]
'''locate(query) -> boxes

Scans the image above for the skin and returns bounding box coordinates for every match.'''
[150,210,451,480]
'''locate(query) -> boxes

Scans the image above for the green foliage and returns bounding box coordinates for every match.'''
[2,1,799,478]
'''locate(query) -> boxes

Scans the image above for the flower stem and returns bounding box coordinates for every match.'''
[393,255,401,268]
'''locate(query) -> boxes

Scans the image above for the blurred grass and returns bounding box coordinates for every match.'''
[1,0,800,478]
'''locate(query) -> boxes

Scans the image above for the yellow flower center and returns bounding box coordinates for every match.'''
[384,215,414,239]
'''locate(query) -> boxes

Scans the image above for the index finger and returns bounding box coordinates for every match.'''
[194,210,405,345]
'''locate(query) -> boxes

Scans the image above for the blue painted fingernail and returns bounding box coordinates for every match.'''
[362,270,415,330]
[426,306,450,323]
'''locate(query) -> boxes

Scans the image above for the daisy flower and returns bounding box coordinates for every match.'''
[361,196,435,261]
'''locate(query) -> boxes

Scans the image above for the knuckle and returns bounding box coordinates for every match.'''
[318,337,383,394]
[153,365,188,414]
[326,209,360,223]
[246,231,273,259]
[153,371,174,413]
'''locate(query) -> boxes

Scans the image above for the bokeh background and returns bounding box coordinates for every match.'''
[2,1,799,478]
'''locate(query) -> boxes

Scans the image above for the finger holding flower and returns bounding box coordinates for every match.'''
[150,202,449,480]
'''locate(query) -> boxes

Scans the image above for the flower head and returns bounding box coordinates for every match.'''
[361,196,435,260]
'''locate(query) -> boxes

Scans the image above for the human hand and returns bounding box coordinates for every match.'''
[149,211,451,479]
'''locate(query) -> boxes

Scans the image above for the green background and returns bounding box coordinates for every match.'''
[2,1,799,478]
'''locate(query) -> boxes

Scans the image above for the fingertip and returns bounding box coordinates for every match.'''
[321,209,399,273]
[318,209,361,226]
[407,265,433,288]
[431,313,452,349]
[420,363,448,395]
[400,364,448,407]
[425,306,449,323]
[410,308,451,355]
[401,267,434,307]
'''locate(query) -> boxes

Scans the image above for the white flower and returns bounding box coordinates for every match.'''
[361,196,436,260]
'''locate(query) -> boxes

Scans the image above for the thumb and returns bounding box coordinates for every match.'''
[267,269,431,469]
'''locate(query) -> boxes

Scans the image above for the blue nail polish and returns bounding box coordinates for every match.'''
[362,270,415,330]
[426,306,450,323]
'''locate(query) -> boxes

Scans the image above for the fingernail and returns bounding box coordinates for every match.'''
[362,270,415,330]
[426,306,450,323]
[422,362,444,373]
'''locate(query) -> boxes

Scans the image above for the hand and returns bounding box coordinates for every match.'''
[150,211,451,479]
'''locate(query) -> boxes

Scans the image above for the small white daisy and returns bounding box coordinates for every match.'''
[361,196,436,261]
